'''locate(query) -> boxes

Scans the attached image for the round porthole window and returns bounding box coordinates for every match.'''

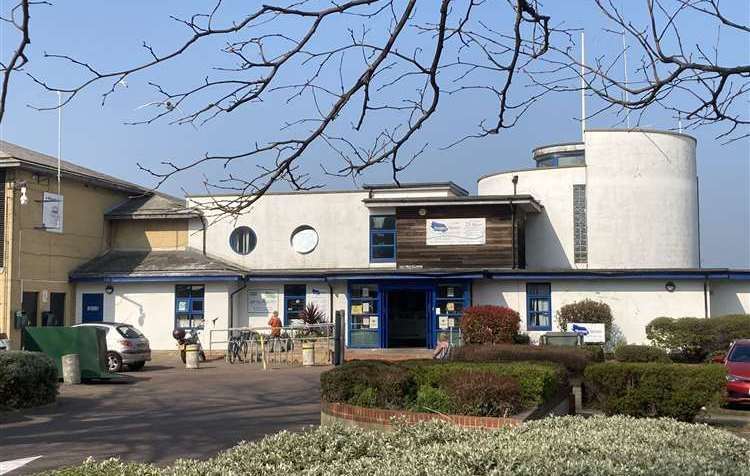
[229,226,257,255]
[290,225,318,254]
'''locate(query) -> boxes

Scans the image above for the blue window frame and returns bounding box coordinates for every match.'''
[434,283,469,347]
[284,284,307,325]
[527,283,552,331]
[370,215,396,262]
[175,284,205,330]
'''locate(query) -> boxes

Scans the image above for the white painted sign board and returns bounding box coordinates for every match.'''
[248,289,278,315]
[42,192,63,233]
[426,218,485,245]
[567,322,606,344]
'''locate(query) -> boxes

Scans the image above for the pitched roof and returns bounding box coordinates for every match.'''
[69,249,244,280]
[105,194,199,220]
[0,140,151,195]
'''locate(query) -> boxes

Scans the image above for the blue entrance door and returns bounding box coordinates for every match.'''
[81,293,104,322]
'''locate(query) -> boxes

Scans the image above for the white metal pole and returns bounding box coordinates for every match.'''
[580,31,586,141]
[57,91,62,229]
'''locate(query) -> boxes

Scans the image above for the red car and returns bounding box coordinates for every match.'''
[720,339,750,404]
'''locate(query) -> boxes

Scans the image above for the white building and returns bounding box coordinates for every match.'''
[69,128,750,349]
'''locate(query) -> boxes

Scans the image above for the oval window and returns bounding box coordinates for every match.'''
[229,226,257,255]
[290,225,318,254]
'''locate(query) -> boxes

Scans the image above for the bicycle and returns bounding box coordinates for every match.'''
[227,330,253,364]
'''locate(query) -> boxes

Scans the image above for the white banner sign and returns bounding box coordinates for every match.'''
[42,192,63,233]
[426,218,485,245]
[247,289,278,315]
[567,322,606,344]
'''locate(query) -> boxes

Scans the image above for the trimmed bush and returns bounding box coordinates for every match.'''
[413,385,453,414]
[646,314,750,362]
[0,351,58,409]
[460,305,520,344]
[45,417,750,475]
[556,299,613,343]
[451,343,593,376]
[441,371,522,417]
[320,360,414,409]
[614,344,670,363]
[584,362,726,421]
[405,360,563,407]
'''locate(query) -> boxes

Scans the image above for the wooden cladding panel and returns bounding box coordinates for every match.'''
[396,205,514,268]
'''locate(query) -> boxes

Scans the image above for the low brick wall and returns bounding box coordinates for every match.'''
[321,401,523,430]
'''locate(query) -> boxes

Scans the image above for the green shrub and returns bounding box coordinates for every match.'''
[614,344,670,363]
[320,360,414,409]
[405,360,563,407]
[460,305,520,344]
[556,299,613,344]
[45,417,750,475]
[646,314,750,362]
[0,351,58,409]
[584,362,726,421]
[451,343,593,376]
[413,385,453,414]
[441,370,522,417]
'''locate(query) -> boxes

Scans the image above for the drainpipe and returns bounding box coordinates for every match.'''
[325,276,334,321]
[229,277,247,329]
[703,274,709,319]
[199,214,208,256]
[511,175,518,269]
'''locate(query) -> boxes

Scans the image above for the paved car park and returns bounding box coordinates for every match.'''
[0,354,327,474]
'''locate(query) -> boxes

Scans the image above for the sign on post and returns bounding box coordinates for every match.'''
[567,322,606,344]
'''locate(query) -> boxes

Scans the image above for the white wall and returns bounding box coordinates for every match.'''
[478,166,586,269]
[472,279,706,344]
[710,281,750,316]
[74,281,236,350]
[585,129,699,269]
[189,191,372,270]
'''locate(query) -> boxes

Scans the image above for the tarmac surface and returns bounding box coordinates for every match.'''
[0,353,327,474]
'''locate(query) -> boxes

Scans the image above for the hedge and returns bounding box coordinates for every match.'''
[459,305,520,344]
[321,360,564,416]
[404,360,563,408]
[319,360,414,409]
[0,351,58,410]
[584,362,726,421]
[42,417,750,475]
[646,314,750,362]
[613,344,670,363]
[451,343,597,376]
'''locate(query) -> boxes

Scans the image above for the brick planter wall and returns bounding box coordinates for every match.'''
[321,401,523,430]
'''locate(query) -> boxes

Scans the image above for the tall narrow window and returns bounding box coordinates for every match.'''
[573,184,588,263]
[284,284,307,324]
[175,285,205,330]
[370,215,396,262]
[527,283,552,331]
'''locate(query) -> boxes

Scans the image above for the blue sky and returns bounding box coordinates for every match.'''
[0,1,747,267]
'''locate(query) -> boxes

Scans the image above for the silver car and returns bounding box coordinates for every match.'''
[73,322,151,372]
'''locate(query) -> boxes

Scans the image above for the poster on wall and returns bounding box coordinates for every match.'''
[42,192,64,233]
[309,288,330,320]
[426,218,485,245]
[247,289,278,315]
[566,323,606,344]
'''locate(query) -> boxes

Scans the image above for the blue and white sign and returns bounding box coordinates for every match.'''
[567,322,606,343]
[426,218,486,246]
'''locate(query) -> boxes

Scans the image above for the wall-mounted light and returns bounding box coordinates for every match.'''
[19,182,28,205]
[665,281,676,293]
[105,285,114,295]
[418,208,427,216]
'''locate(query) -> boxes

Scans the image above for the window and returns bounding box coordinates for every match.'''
[229,226,257,255]
[284,284,307,324]
[349,284,380,347]
[370,215,396,262]
[527,283,551,331]
[536,152,585,168]
[435,284,468,346]
[573,184,588,263]
[175,285,205,330]
[290,225,319,254]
